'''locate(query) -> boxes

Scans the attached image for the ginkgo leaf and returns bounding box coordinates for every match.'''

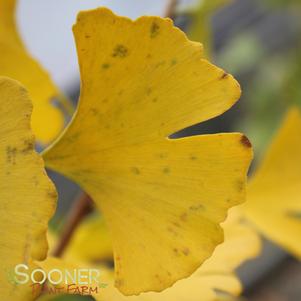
[243,107,301,258]
[43,8,252,295]
[38,208,260,301]
[0,77,57,300]
[64,214,113,263]
[0,0,70,144]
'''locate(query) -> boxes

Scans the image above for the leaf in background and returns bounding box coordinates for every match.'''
[43,8,252,296]
[64,214,113,263]
[0,0,72,144]
[0,77,57,300]
[243,107,301,258]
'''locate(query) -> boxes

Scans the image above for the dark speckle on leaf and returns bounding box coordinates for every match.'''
[180,213,188,222]
[167,227,178,236]
[189,204,205,211]
[115,279,124,287]
[90,108,99,115]
[112,45,128,58]
[182,248,190,256]
[287,211,301,220]
[146,87,153,95]
[163,167,170,174]
[101,63,110,69]
[240,135,252,148]
[131,167,140,175]
[6,146,17,164]
[47,190,57,199]
[220,72,229,80]
[21,139,33,153]
[172,222,181,228]
[236,180,244,192]
[150,22,160,38]
[159,153,167,159]
[173,248,180,256]
[171,59,177,66]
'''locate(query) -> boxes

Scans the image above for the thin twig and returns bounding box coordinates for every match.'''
[165,0,178,19]
[52,193,94,257]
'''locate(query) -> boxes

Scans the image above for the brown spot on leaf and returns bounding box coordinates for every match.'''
[101,63,110,69]
[240,135,252,148]
[155,274,162,283]
[21,139,34,153]
[189,204,205,211]
[47,190,57,199]
[159,153,168,159]
[112,44,128,58]
[182,248,190,256]
[180,213,188,222]
[167,227,178,236]
[146,87,153,95]
[90,108,99,115]
[6,146,17,164]
[236,180,244,192]
[150,22,160,38]
[131,167,140,175]
[172,222,181,228]
[162,167,170,174]
[171,59,177,66]
[115,279,124,287]
[220,72,229,80]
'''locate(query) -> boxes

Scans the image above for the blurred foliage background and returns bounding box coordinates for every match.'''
[175,1,301,300]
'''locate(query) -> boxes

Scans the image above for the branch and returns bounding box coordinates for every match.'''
[52,193,94,257]
[165,0,178,19]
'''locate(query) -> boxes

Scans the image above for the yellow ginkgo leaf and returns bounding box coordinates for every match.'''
[43,8,252,295]
[64,214,113,263]
[0,0,69,144]
[243,107,301,258]
[39,208,260,301]
[0,77,57,300]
